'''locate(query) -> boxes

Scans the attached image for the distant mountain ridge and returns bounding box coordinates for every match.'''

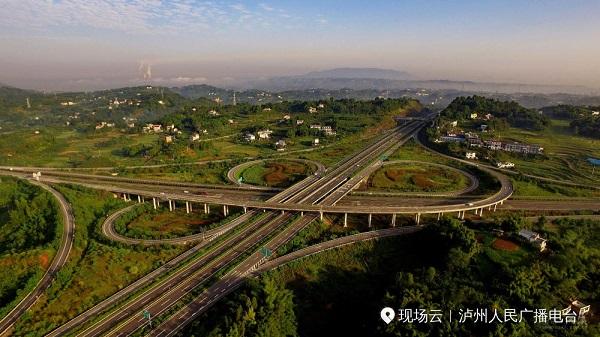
[301,67,412,80]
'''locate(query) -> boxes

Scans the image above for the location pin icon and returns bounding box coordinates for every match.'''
[380,307,395,324]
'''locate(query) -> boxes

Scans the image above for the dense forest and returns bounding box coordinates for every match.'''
[539,105,600,139]
[0,179,60,253]
[180,217,600,337]
[441,96,550,130]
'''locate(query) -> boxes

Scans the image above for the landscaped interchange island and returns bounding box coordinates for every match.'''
[0,85,599,337]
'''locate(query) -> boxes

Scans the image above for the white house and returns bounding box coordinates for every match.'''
[308,107,317,113]
[275,139,286,151]
[313,138,320,146]
[465,152,477,159]
[257,129,273,139]
[282,114,291,120]
[296,119,304,125]
[244,133,256,142]
[190,133,200,141]
[164,135,173,143]
[208,110,219,116]
[450,120,458,127]
[470,113,478,119]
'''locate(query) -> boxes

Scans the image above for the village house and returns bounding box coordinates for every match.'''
[308,107,317,113]
[190,133,200,142]
[518,229,547,251]
[465,152,477,159]
[313,138,320,146]
[470,113,478,119]
[257,129,273,139]
[95,121,115,130]
[275,139,286,151]
[502,142,544,154]
[164,135,173,144]
[208,110,219,116]
[296,119,304,125]
[244,133,256,142]
[143,123,163,133]
[317,103,325,109]
[282,114,291,120]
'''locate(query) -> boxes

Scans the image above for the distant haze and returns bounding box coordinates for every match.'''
[0,1,599,93]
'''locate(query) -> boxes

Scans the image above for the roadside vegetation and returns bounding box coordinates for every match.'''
[114,204,234,239]
[239,160,314,188]
[179,216,600,337]
[10,184,186,336]
[367,162,469,193]
[0,177,61,319]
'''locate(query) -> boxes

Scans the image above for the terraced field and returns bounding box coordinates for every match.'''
[497,119,600,184]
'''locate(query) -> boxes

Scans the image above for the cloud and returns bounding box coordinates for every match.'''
[0,0,292,36]
[259,3,275,12]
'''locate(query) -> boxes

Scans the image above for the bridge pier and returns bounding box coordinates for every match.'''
[168,200,173,211]
[204,203,208,214]
[368,214,372,228]
[343,213,348,227]
[186,201,191,214]
[243,206,247,214]
[392,213,396,227]
[437,212,441,221]
[137,195,141,203]
[461,211,465,220]
[493,203,497,212]
[153,197,157,210]
[223,205,228,216]
[320,211,323,221]
[300,211,304,217]
[480,208,484,217]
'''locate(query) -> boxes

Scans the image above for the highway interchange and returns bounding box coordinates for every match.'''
[0,116,598,336]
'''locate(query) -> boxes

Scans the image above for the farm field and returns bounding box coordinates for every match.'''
[494,119,600,184]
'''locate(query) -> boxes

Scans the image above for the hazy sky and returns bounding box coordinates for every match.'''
[1,0,599,91]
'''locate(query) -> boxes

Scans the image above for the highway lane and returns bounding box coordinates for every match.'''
[145,121,427,336]
[72,211,282,337]
[0,179,75,335]
[86,121,422,337]
[46,211,259,337]
[148,224,423,337]
[341,196,600,211]
[0,168,279,192]
[68,145,340,336]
